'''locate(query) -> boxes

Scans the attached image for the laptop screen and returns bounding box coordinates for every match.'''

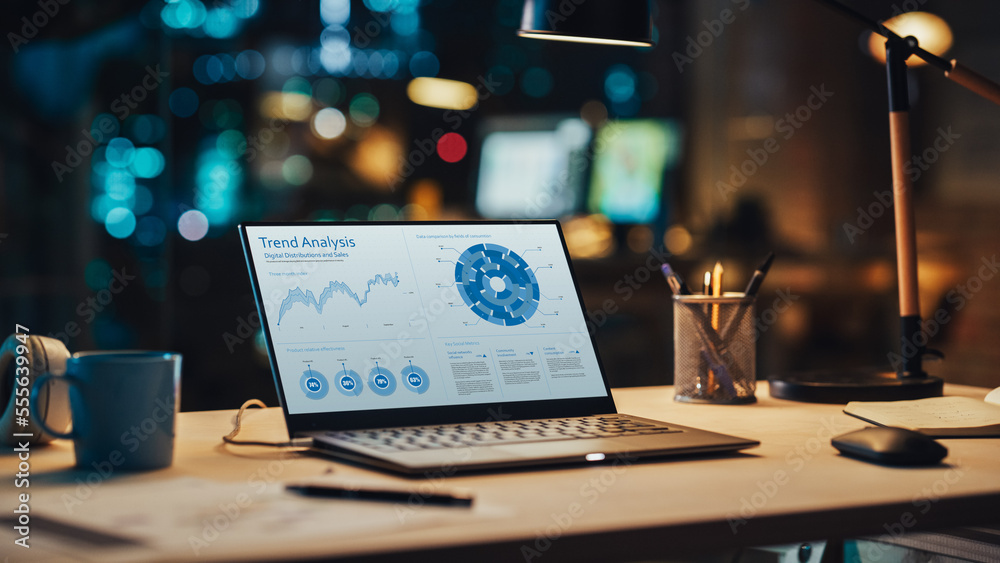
[240,221,611,423]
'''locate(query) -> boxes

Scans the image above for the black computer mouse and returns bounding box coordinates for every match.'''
[831,427,948,466]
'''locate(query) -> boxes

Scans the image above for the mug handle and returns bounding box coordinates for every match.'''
[30,373,75,439]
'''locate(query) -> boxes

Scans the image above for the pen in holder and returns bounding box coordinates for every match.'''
[673,293,756,404]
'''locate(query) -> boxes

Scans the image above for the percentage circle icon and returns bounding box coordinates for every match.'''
[367,366,397,396]
[455,243,539,326]
[401,364,430,394]
[299,369,329,400]
[335,369,363,397]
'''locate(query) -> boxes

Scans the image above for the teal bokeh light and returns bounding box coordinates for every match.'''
[105,207,137,239]
[106,137,136,168]
[130,147,165,178]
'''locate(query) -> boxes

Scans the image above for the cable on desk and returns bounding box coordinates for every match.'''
[222,399,313,448]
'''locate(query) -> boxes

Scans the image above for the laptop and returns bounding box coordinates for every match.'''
[239,220,757,474]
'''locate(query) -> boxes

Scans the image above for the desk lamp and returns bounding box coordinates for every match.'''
[518,0,1000,403]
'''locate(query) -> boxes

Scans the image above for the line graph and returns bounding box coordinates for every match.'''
[277,272,400,325]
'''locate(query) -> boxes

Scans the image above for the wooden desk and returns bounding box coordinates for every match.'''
[4,382,1000,562]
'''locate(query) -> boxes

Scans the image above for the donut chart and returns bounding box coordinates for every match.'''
[299,368,329,400]
[455,243,539,326]
[401,363,430,394]
[335,368,363,397]
[368,365,397,396]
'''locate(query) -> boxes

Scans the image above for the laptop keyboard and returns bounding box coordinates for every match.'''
[324,415,681,453]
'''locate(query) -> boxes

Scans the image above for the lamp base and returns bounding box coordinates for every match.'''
[768,369,943,404]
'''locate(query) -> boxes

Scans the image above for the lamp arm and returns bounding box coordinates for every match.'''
[946,61,1000,106]
[813,0,1000,108]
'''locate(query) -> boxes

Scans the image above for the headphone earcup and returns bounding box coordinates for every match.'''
[0,334,72,444]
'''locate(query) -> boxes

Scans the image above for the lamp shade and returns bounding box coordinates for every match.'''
[518,0,653,47]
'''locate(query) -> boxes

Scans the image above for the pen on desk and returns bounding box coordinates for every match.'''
[660,263,692,295]
[286,484,474,507]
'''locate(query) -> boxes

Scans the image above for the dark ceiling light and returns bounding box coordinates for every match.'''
[517,0,653,47]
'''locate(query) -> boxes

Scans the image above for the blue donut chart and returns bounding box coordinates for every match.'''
[401,364,430,394]
[368,366,397,396]
[335,369,363,397]
[455,243,539,326]
[299,369,329,400]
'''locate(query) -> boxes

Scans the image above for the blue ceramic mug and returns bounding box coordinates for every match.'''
[30,351,181,471]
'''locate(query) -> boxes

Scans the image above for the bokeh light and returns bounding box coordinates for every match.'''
[161,0,207,29]
[130,147,165,178]
[132,185,154,215]
[105,207,137,239]
[282,155,314,185]
[235,50,266,79]
[106,138,136,168]
[91,195,116,222]
[312,107,347,139]
[195,147,242,225]
[178,209,210,241]
[169,87,200,118]
[313,77,344,105]
[867,12,953,66]
[382,50,401,78]
[436,132,467,163]
[407,77,478,110]
[521,67,553,98]
[204,7,238,39]
[232,0,259,19]
[320,0,350,26]
[84,259,112,291]
[604,64,636,103]
[485,65,515,96]
[194,54,220,84]
[580,99,608,126]
[349,93,380,127]
[126,114,166,144]
[104,169,137,201]
[369,204,400,221]
[217,53,237,81]
[611,95,641,117]
[391,12,420,36]
[409,51,440,77]
[216,130,246,159]
[664,225,693,256]
[346,204,370,221]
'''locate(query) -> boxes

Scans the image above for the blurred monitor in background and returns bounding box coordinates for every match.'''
[587,119,682,225]
[474,115,592,219]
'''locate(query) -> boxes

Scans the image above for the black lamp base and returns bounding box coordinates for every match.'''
[768,369,943,404]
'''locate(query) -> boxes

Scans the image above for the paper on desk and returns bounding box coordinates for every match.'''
[844,396,1000,436]
[30,476,504,557]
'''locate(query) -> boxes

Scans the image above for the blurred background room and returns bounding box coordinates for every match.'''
[1,0,998,410]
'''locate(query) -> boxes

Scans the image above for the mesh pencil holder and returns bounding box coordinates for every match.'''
[673,294,756,404]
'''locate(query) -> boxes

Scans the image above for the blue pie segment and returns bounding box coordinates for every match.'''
[455,243,539,326]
